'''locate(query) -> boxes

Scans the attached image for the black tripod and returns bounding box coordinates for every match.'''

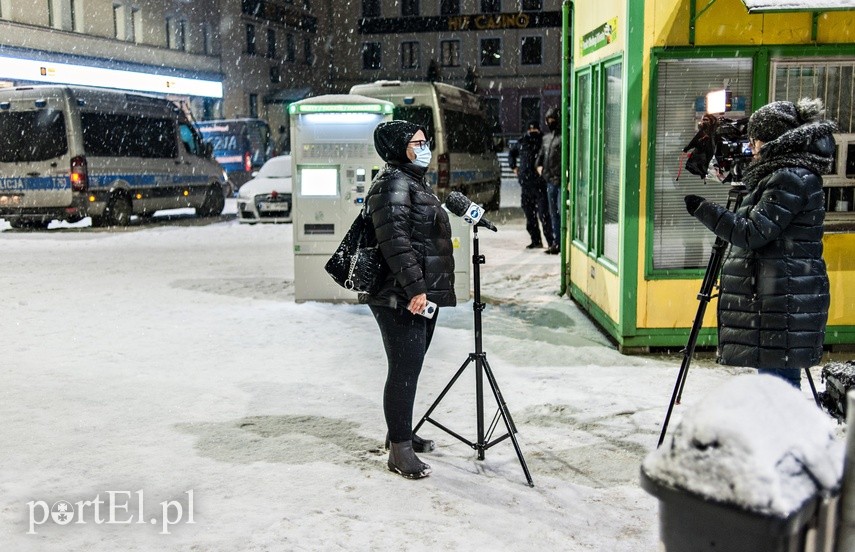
[657,184,820,448]
[414,225,534,487]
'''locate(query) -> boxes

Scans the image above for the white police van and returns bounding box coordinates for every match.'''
[349,80,502,210]
[0,85,228,228]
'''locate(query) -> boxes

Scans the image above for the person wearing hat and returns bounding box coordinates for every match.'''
[509,120,554,250]
[362,120,456,479]
[684,98,836,388]
[537,107,562,254]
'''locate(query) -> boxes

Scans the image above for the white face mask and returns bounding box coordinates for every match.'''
[413,144,432,167]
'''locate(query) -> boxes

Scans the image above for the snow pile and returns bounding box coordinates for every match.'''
[643,375,844,516]
[743,0,855,11]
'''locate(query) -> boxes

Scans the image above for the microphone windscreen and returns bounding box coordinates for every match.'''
[444,191,471,217]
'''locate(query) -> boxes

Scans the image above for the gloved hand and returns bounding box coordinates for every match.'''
[684,194,705,215]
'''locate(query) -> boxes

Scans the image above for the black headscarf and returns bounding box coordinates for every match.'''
[373,120,425,163]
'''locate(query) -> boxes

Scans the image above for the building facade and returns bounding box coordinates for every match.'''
[0,0,560,138]
[326,0,563,137]
[0,0,224,119]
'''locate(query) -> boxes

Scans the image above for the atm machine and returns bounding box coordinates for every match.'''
[290,94,470,303]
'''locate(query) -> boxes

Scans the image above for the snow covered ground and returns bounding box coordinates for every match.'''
[0,201,837,551]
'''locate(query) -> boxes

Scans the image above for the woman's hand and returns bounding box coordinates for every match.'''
[407,293,428,315]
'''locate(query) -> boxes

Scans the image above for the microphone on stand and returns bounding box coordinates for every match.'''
[444,191,497,232]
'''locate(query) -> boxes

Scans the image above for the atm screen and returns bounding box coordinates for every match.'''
[300,167,338,196]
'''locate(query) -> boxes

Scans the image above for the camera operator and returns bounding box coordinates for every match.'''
[684,98,836,388]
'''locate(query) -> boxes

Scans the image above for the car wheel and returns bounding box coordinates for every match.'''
[197,184,225,217]
[93,192,132,227]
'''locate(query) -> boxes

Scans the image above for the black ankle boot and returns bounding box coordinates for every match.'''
[385,432,435,453]
[387,441,431,479]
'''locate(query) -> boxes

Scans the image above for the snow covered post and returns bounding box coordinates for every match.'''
[836,390,855,551]
[643,375,844,552]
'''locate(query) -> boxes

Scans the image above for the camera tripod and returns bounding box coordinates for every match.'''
[657,184,821,448]
[414,225,534,487]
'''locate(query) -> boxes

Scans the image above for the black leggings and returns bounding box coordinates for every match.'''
[370,305,438,443]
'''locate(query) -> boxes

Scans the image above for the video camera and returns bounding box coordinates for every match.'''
[680,115,751,184]
[712,117,751,182]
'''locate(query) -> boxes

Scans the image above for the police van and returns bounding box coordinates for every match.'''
[349,80,502,210]
[195,118,273,191]
[0,85,228,229]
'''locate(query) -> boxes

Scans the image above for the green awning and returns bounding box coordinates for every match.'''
[741,0,855,12]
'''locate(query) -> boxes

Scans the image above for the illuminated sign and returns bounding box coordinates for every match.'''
[359,11,561,34]
[0,56,223,98]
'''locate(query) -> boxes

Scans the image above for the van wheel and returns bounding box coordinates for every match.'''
[197,184,225,217]
[93,193,132,227]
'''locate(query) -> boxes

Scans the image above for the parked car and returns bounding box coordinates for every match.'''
[236,155,292,223]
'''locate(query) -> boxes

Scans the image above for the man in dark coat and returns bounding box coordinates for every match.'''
[537,107,562,254]
[509,121,553,250]
[684,98,835,388]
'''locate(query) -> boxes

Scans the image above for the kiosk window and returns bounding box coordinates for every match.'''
[300,167,338,196]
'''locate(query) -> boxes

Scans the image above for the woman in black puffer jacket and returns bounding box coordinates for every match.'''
[362,120,455,479]
[684,98,835,388]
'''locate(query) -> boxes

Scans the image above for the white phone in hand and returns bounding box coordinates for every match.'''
[418,300,437,319]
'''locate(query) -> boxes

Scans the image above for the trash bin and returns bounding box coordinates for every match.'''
[645,375,844,552]
[641,467,836,552]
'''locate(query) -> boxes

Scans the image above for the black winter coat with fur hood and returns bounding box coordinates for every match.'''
[361,163,456,308]
[691,121,833,369]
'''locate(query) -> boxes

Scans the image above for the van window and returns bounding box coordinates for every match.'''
[0,109,68,162]
[82,113,178,158]
[179,123,205,156]
[443,110,489,154]
[392,106,434,142]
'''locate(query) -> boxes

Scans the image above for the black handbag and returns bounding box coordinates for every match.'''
[324,210,387,295]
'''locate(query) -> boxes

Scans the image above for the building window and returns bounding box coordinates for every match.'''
[49,0,78,31]
[132,8,142,43]
[270,66,281,83]
[440,0,459,15]
[286,34,295,62]
[575,72,591,246]
[602,62,623,264]
[362,42,381,70]
[441,40,460,67]
[402,0,419,17]
[175,19,186,50]
[521,0,541,10]
[267,29,276,58]
[304,37,313,65]
[202,23,214,55]
[650,57,754,270]
[166,17,185,50]
[520,36,542,65]
[362,0,380,17]
[520,97,540,132]
[481,0,500,13]
[249,94,258,118]
[480,38,501,67]
[401,41,419,69]
[113,4,123,39]
[246,24,256,55]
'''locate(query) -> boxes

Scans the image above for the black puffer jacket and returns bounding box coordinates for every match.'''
[692,122,833,369]
[361,163,456,308]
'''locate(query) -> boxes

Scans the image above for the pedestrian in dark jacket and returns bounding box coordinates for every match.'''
[362,120,456,479]
[684,98,835,388]
[537,108,562,254]
[509,121,553,250]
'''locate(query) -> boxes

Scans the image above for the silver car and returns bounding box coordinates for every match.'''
[236,155,292,224]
